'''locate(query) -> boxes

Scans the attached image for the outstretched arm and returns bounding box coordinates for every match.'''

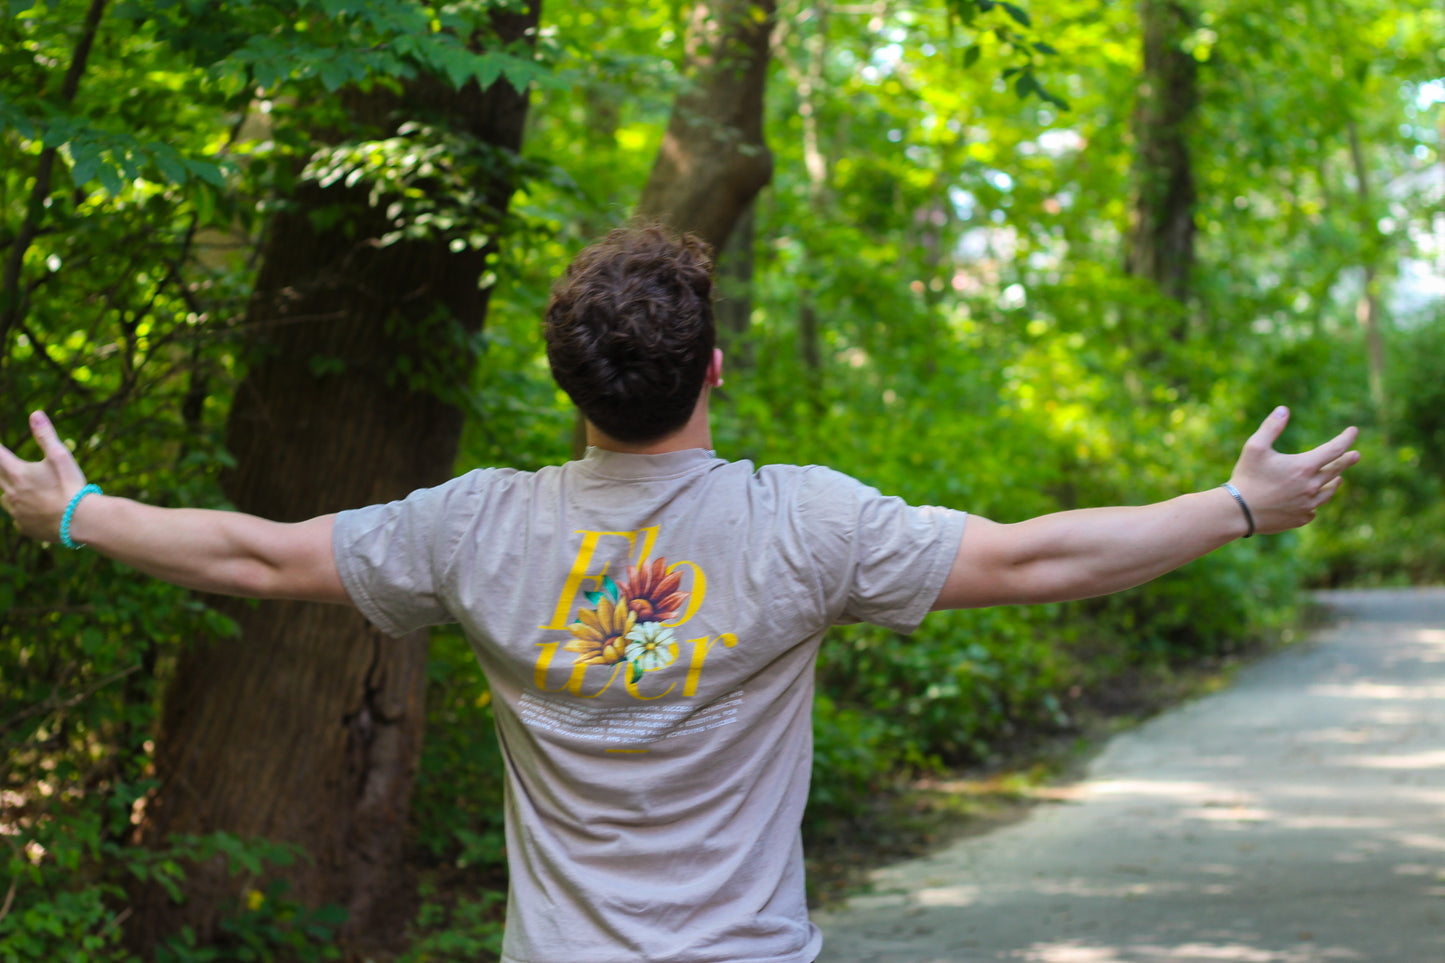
[932,407,1359,610]
[0,411,349,604]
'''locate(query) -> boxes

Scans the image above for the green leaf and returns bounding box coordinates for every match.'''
[69,143,100,186]
[194,181,216,223]
[1032,41,1058,56]
[318,57,348,92]
[1036,82,1071,111]
[183,157,226,188]
[962,44,982,69]
[150,147,189,186]
[1000,2,1031,27]
[96,159,123,197]
[474,54,507,90]
[945,0,976,27]
[311,903,349,926]
[81,627,105,655]
[436,45,474,89]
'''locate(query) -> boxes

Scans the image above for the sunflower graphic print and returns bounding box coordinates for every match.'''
[564,558,688,685]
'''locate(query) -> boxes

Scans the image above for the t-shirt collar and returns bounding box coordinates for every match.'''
[578,446,719,480]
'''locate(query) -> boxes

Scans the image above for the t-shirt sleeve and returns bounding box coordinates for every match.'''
[332,472,480,637]
[798,468,968,635]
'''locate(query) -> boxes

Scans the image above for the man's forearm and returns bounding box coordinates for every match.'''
[933,409,1357,611]
[67,495,347,602]
[995,487,1246,604]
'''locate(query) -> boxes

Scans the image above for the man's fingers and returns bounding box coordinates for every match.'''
[1314,474,1345,506]
[1317,447,1360,479]
[1247,406,1291,453]
[28,410,86,486]
[1308,425,1360,471]
[0,441,22,481]
[30,411,69,460]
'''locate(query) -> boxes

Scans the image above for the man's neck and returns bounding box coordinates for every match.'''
[586,392,713,454]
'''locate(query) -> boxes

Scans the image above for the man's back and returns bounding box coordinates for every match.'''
[333,447,965,963]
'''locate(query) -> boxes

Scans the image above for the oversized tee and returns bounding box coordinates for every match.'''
[332,447,967,963]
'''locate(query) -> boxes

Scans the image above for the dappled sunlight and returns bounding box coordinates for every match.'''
[1181,803,1272,824]
[1339,749,1445,770]
[1083,779,1227,801]
[1296,726,1382,745]
[911,883,982,908]
[1022,942,1365,962]
[1388,832,1445,853]
[1021,944,1129,962]
[1028,878,1193,899]
[1308,681,1445,700]
[1271,814,1392,830]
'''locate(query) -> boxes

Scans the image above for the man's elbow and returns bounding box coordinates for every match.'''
[243,519,349,603]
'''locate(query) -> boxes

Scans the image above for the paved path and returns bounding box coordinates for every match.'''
[814,588,1445,963]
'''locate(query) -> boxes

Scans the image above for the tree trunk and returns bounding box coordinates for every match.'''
[128,5,539,954]
[788,3,829,400]
[635,0,777,252]
[567,0,777,456]
[1124,0,1198,312]
[715,198,757,368]
[1345,117,1388,426]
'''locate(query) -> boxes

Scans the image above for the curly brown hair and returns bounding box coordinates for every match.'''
[544,225,716,444]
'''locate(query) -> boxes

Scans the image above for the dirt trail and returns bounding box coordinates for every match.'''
[814,588,1445,963]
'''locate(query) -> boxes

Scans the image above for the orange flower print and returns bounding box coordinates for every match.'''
[621,558,689,624]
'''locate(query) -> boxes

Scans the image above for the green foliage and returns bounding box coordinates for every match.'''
[410,629,507,870]
[1394,314,1445,480]
[0,816,343,963]
[3,0,558,198]
[396,886,506,963]
[1297,314,1445,585]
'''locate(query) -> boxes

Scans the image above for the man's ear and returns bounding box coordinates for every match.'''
[706,348,724,388]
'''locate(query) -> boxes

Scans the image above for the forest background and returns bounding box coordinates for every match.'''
[1,0,1442,959]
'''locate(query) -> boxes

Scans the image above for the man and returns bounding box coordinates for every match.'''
[1,225,1358,963]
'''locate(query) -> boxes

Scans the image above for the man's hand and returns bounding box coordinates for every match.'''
[1227,406,1359,535]
[1,410,349,603]
[0,410,87,541]
[932,407,1361,610]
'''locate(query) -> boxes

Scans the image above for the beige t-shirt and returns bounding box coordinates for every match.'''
[333,447,967,963]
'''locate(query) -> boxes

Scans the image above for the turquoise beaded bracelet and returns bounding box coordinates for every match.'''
[59,483,102,550]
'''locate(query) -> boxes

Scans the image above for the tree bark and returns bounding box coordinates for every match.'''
[127,4,539,954]
[1345,116,1388,426]
[715,199,757,367]
[635,0,777,252]
[1124,0,1198,311]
